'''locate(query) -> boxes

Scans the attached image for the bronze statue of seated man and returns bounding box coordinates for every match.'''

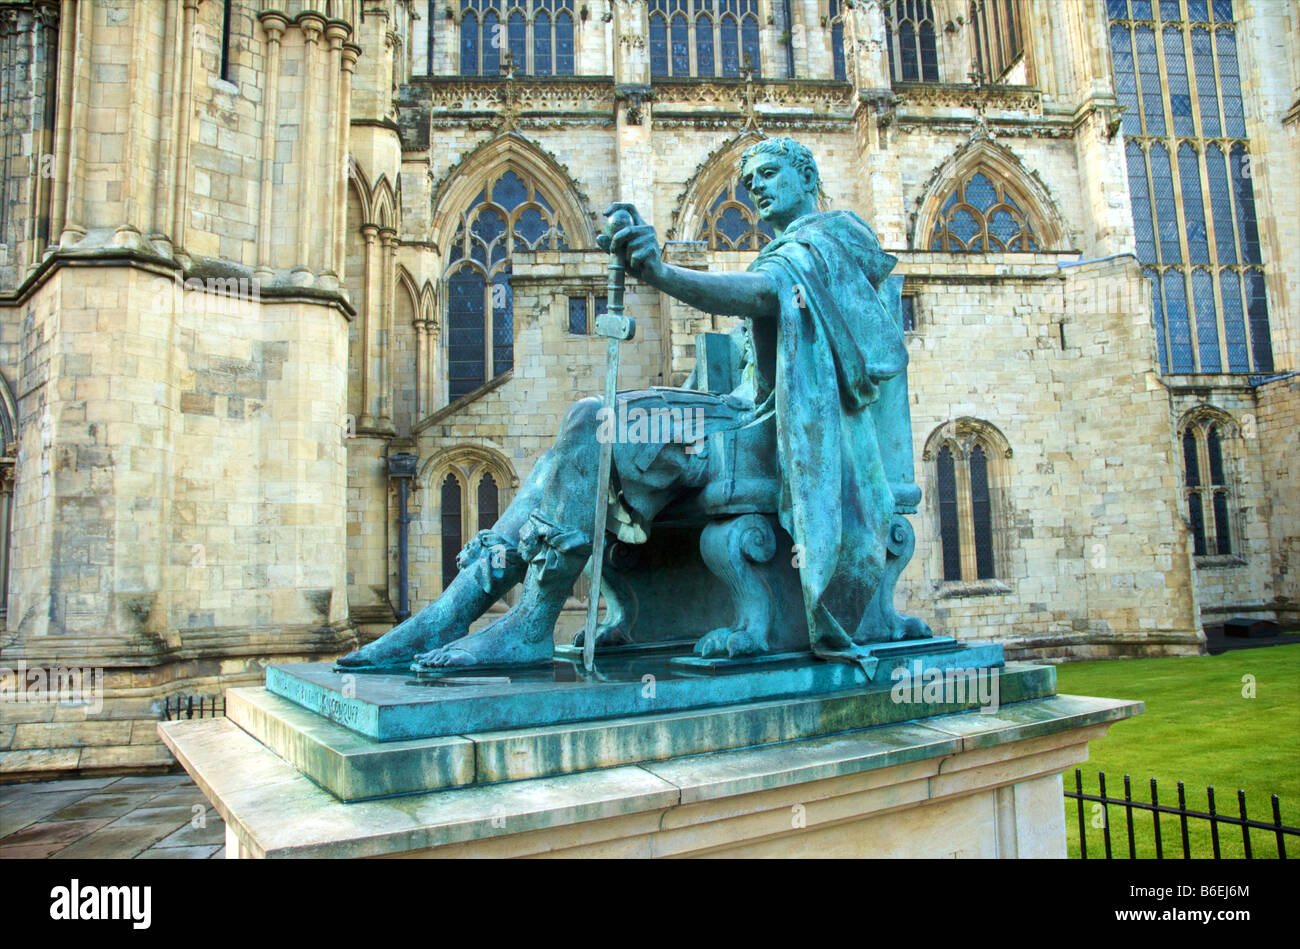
[339,137,924,671]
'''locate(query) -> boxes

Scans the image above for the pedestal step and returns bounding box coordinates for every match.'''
[160,691,1142,858]
[230,660,1053,802]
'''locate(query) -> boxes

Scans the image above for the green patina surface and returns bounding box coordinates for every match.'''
[244,656,1053,801]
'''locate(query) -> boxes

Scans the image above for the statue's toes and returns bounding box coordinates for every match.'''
[726,632,760,658]
[596,624,632,647]
[337,649,386,670]
[432,647,474,667]
[410,649,442,670]
[900,616,932,640]
[694,628,730,658]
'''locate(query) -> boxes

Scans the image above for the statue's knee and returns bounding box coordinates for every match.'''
[559,397,604,442]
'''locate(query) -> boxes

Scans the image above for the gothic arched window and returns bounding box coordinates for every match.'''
[441,473,463,590]
[650,1,767,78]
[478,473,500,533]
[1108,0,1274,375]
[829,0,846,81]
[927,422,1009,585]
[458,1,576,76]
[929,171,1040,252]
[886,0,939,82]
[1180,412,1238,559]
[432,455,515,593]
[970,0,1025,83]
[444,169,569,400]
[696,176,775,251]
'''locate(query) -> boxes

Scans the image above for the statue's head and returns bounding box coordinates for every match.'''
[739,138,820,230]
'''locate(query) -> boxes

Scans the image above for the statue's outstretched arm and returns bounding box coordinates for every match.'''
[605,203,779,320]
[649,265,778,320]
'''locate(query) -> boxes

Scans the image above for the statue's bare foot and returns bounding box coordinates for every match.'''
[412,612,553,670]
[337,598,478,669]
[571,620,634,650]
[694,627,765,659]
[895,615,933,641]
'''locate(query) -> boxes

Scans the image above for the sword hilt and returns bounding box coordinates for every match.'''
[597,209,635,341]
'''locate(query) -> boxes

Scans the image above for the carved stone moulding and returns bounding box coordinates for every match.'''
[412,78,617,114]
[894,120,1073,139]
[429,116,616,130]
[892,82,1043,114]
[652,115,853,132]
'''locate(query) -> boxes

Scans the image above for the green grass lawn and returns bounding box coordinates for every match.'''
[1054,643,1300,859]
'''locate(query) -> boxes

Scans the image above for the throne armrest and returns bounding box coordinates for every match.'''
[687,331,744,395]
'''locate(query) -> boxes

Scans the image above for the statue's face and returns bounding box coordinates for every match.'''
[741,152,814,228]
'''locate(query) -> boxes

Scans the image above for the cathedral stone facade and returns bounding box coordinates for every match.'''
[0,0,1295,777]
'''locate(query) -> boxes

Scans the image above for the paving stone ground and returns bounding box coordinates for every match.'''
[0,773,225,859]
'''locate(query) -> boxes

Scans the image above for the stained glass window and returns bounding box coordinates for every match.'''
[1108,0,1273,374]
[933,428,1004,584]
[937,446,961,582]
[1181,415,1237,558]
[477,473,499,533]
[884,1,939,82]
[929,171,1040,252]
[671,11,690,75]
[901,295,917,332]
[556,12,574,73]
[568,296,588,335]
[969,445,995,580]
[651,12,669,76]
[648,2,775,78]
[441,474,463,589]
[445,169,568,400]
[697,177,775,250]
[567,294,606,335]
[534,10,551,75]
[697,13,714,76]
[829,0,846,80]
[457,2,575,75]
[969,0,1024,83]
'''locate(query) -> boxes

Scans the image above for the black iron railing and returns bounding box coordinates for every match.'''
[1066,769,1297,859]
[161,694,226,721]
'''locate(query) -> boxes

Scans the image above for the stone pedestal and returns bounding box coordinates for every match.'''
[159,647,1140,858]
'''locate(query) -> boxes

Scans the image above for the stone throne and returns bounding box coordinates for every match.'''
[576,274,931,659]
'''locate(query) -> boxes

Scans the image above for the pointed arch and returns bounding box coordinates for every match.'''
[670,133,832,243]
[669,133,766,242]
[912,138,1067,251]
[922,416,1013,463]
[430,132,596,256]
[1177,403,1240,440]
[0,372,16,448]
[418,443,520,493]
[371,174,398,231]
[396,265,437,325]
[347,156,373,225]
[396,264,426,319]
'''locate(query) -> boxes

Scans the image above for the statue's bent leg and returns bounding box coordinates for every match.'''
[412,399,605,669]
[413,513,592,668]
[336,412,587,668]
[336,530,527,668]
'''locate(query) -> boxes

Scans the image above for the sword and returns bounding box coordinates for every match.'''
[584,208,636,673]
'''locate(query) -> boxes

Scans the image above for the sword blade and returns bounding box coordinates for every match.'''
[584,209,633,673]
[583,336,619,672]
